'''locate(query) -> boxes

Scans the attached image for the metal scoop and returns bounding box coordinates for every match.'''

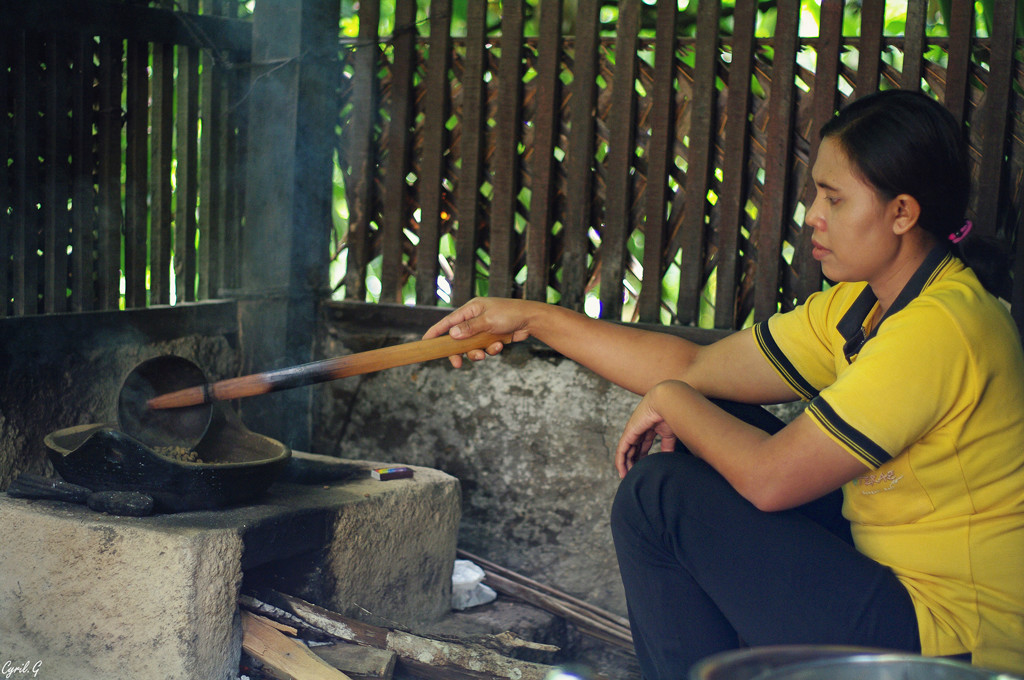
[117,355,213,451]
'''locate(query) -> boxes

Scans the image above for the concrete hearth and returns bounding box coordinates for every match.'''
[0,452,461,680]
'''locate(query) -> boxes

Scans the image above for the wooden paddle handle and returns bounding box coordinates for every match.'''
[146,332,512,409]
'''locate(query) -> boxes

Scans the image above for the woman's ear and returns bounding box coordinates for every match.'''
[891,194,921,235]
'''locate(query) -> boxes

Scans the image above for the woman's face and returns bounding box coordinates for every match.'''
[806,136,903,285]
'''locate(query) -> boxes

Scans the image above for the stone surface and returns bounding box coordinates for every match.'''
[313,334,639,620]
[0,453,460,680]
[313,326,808,626]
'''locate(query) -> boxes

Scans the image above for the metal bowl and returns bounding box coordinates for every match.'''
[690,646,1021,680]
[758,654,1020,680]
[690,645,893,680]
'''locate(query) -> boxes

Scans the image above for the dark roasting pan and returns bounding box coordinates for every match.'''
[44,402,290,513]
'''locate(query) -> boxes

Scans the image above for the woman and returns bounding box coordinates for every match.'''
[423,90,1024,677]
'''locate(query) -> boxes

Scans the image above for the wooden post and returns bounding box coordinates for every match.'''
[239,0,340,448]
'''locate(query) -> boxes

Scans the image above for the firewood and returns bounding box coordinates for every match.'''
[311,642,396,680]
[241,610,353,680]
[254,590,555,680]
[241,594,335,642]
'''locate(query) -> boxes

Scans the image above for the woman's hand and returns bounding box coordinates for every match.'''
[423,298,537,367]
[615,384,682,478]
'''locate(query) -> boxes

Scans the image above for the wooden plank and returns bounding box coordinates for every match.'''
[241,611,352,680]
[600,0,641,321]
[96,35,123,311]
[854,0,885,98]
[675,2,720,325]
[70,33,97,313]
[637,0,676,323]
[312,643,397,680]
[43,33,72,314]
[13,31,43,316]
[523,0,563,303]
[452,0,488,306]
[223,34,247,296]
[488,0,525,299]
[900,0,927,89]
[0,299,238,358]
[0,34,11,317]
[150,30,174,306]
[124,38,149,309]
[342,0,381,301]
[414,0,453,306]
[9,0,252,53]
[713,0,756,330]
[379,0,418,303]
[175,10,200,304]
[199,3,230,301]
[943,0,974,123]
[560,0,601,312]
[971,1,1016,242]
[754,0,799,323]
[793,0,844,305]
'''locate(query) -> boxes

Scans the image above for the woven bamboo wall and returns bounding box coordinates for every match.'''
[4,0,1024,336]
[337,0,1024,332]
[2,0,249,316]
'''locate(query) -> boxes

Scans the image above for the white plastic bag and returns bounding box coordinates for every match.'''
[451,559,497,610]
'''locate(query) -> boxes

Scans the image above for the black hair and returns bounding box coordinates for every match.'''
[820,89,1008,296]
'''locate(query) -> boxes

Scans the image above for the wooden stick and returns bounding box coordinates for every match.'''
[482,572,633,650]
[457,549,634,651]
[147,332,511,409]
[458,549,632,629]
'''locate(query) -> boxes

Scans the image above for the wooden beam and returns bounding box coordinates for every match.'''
[601,0,641,321]
[239,0,341,447]
[714,0,757,329]
[560,0,601,312]
[415,0,453,306]
[8,0,252,53]
[523,0,563,303]
[637,0,677,323]
[675,2,720,325]
[488,1,526,299]
[242,611,353,680]
[452,1,488,306]
[342,0,382,302]
[379,0,418,303]
[753,0,799,322]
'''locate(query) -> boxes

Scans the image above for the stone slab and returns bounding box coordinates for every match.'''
[0,453,460,680]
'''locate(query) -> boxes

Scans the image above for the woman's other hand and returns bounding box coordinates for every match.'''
[615,389,680,478]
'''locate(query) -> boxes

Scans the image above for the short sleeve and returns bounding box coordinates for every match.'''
[805,301,971,469]
[755,286,860,400]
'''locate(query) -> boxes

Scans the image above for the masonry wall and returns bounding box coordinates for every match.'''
[0,302,241,490]
[1,298,799,624]
[311,302,804,619]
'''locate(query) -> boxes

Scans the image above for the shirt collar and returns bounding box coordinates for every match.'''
[838,245,953,363]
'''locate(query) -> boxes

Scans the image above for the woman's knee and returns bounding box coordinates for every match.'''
[611,452,708,538]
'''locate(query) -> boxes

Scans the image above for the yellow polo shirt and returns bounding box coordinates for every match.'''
[753,249,1024,674]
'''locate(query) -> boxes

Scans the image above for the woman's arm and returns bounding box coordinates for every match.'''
[616,380,868,510]
[424,297,797,402]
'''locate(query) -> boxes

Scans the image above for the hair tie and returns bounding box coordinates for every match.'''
[949,220,972,244]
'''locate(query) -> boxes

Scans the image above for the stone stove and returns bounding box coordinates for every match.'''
[0,452,461,680]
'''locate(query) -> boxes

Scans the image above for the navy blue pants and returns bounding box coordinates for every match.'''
[609,402,921,680]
